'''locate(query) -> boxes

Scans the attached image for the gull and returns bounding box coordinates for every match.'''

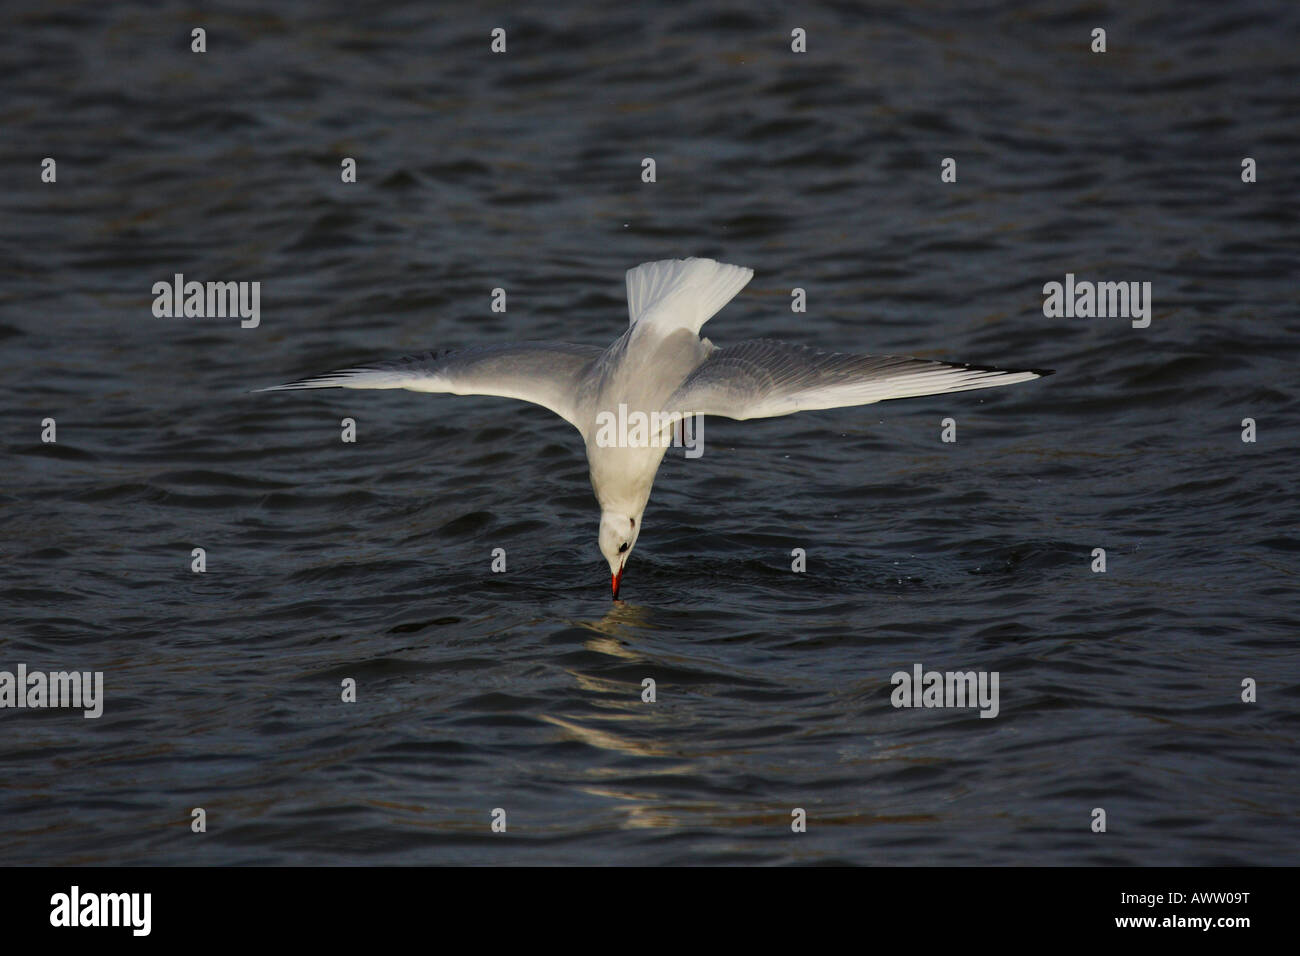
[259,258,1051,599]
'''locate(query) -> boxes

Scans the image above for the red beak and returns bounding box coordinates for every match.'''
[611,565,624,600]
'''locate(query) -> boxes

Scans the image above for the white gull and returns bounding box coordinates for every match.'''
[259,258,1051,599]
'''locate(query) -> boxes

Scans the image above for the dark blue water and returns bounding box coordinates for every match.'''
[1,0,1297,865]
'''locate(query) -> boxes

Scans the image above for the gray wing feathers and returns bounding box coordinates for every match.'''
[256,343,604,429]
[668,340,1050,420]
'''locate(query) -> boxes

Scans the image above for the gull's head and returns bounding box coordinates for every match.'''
[599,510,641,600]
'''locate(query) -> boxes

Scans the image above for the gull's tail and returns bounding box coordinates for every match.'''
[624,257,754,335]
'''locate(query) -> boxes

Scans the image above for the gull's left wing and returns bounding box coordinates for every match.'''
[667,340,1051,420]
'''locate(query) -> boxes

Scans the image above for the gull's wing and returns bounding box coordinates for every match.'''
[625,257,753,335]
[667,340,1051,420]
[255,343,604,431]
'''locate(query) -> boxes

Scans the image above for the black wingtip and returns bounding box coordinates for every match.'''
[950,361,1055,378]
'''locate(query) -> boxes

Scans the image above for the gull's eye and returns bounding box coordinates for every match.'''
[618,542,629,553]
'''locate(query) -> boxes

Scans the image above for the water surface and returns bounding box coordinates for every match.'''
[1,0,1297,865]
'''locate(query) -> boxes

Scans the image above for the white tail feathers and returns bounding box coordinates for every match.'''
[625,257,753,335]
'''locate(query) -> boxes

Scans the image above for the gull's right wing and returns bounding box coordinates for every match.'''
[667,339,1051,420]
[256,342,604,432]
